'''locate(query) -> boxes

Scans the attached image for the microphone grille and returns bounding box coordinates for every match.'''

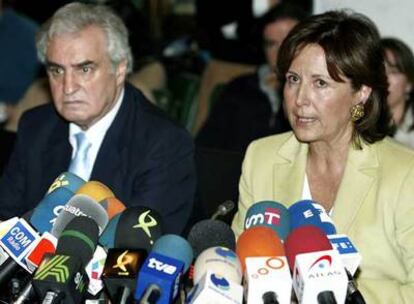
[187,219,236,258]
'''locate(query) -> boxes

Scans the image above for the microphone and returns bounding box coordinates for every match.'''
[0,218,39,273]
[236,226,292,304]
[98,213,121,250]
[244,200,290,241]
[151,234,193,273]
[284,225,348,304]
[0,186,74,292]
[51,194,109,237]
[135,234,194,303]
[75,181,114,202]
[32,216,99,304]
[114,206,163,251]
[46,172,86,195]
[97,197,126,220]
[25,232,58,272]
[187,219,236,259]
[288,201,365,303]
[102,248,148,304]
[186,270,243,304]
[101,206,163,303]
[288,200,337,235]
[29,187,74,234]
[193,246,242,285]
[211,200,235,220]
[84,244,107,296]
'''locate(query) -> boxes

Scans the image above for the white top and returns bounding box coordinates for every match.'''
[301,172,334,216]
[68,88,125,181]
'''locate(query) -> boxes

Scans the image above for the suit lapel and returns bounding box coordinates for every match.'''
[273,134,308,207]
[90,85,132,186]
[41,118,72,187]
[332,142,378,233]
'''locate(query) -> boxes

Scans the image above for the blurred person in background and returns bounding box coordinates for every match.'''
[196,3,308,152]
[192,0,313,135]
[0,0,40,124]
[232,11,414,302]
[382,37,414,149]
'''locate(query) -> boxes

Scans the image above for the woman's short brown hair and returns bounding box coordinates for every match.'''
[277,10,392,145]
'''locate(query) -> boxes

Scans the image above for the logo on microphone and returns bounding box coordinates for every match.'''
[34,255,70,282]
[308,255,332,272]
[330,236,357,254]
[215,247,237,260]
[210,274,230,291]
[251,257,286,279]
[113,250,135,274]
[245,207,281,228]
[47,174,70,194]
[133,210,158,244]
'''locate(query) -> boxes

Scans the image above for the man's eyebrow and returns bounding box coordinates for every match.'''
[45,60,96,68]
[45,60,63,68]
[74,60,95,68]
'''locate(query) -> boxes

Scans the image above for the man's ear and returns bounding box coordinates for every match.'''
[115,59,128,86]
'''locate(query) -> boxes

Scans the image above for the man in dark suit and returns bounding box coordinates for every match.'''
[0,2,196,234]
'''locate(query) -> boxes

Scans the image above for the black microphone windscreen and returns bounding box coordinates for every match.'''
[56,216,99,265]
[115,206,163,251]
[187,219,236,258]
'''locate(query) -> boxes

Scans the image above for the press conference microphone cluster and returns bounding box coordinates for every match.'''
[237,199,366,304]
[0,172,126,302]
[239,201,293,304]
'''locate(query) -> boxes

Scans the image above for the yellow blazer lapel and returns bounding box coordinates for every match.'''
[273,134,308,207]
[332,142,379,233]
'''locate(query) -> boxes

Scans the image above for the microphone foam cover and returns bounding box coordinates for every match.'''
[288,200,337,235]
[56,216,99,265]
[98,197,126,220]
[51,194,109,238]
[99,213,121,250]
[76,181,114,202]
[284,225,333,271]
[30,187,74,233]
[46,171,85,194]
[236,226,284,272]
[187,219,236,258]
[193,246,242,284]
[152,234,193,272]
[115,206,163,251]
[244,200,290,241]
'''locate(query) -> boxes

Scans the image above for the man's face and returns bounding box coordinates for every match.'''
[46,25,127,130]
[263,18,298,70]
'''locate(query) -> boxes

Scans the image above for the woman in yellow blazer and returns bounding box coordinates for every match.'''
[232,11,414,303]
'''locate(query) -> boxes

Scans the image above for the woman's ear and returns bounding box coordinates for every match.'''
[357,85,372,105]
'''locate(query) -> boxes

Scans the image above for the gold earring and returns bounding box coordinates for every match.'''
[351,103,365,122]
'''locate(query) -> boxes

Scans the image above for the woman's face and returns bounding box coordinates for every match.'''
[283,44,370,146]
[385,49,412,110]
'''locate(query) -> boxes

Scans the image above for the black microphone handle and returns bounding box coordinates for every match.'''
[347,290,366,304]
[41,291,64,304]
[0,259,20,287]
[262,291,279,304]
[116,287,131,304]
[139,284,161,304]
[13,282,34,304]
[317,291,337,304]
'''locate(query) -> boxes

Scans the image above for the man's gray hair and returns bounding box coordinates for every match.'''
[36,2,133,73]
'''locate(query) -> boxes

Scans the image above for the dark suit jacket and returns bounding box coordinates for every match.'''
[196,73,291,152]
[0,83,196,234]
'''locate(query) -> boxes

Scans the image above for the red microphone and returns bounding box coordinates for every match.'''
[285,225,348,304]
